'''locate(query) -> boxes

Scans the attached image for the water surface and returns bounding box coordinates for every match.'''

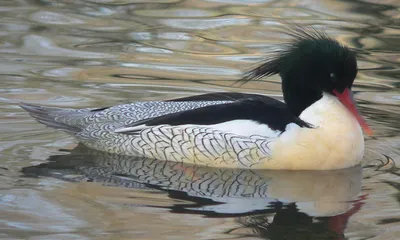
[0,0,399,239]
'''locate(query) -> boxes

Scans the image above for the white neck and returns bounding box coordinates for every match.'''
[268,93,365,170]
[300,93,359,129]
[300,92,364,165]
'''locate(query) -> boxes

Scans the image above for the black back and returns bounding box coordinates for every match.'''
[125,92,310,132]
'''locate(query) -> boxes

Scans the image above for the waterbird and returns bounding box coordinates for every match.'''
[20,26,372,170]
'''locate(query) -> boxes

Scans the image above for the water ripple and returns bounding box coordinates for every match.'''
[161,17,251,30]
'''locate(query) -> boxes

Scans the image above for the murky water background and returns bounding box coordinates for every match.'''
[0,0,399,239]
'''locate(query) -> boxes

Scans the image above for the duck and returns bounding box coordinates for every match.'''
[20,26,373,170]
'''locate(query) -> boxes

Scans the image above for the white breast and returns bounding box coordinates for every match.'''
[266,93,364,170]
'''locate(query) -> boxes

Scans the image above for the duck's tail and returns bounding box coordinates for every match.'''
[20,103,83,134]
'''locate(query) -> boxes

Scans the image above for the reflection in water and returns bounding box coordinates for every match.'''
[23,144,364,239]
[234,201,365,240]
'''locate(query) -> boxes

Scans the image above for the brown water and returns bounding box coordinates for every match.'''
[0,0,399,239]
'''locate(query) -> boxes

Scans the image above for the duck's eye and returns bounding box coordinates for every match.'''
[330,73,337,81]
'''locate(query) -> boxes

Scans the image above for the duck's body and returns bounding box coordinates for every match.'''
[21,27,371,170]
[21,92,364,170]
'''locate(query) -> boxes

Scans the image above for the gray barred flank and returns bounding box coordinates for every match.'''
[77,122,273,168]
[65,124,268,168]
[133,125,271,168]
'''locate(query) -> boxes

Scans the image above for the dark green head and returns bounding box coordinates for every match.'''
[245,27,358,116]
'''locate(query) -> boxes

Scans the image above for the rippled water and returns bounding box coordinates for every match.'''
[0,0,399,239]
